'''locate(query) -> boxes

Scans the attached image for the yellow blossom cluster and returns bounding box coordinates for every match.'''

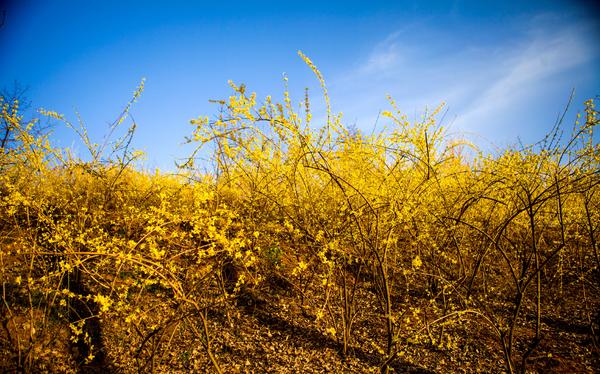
[1,54,598,373]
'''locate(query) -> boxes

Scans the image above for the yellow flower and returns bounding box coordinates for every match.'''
[412,255,422,269]
[93,294,112,313]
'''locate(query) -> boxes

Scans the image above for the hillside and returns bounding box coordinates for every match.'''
[1,69,599,373]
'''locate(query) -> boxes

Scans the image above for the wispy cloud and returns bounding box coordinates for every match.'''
[457,21,597,133]
[358,31,403,74]
[329,15,599,144]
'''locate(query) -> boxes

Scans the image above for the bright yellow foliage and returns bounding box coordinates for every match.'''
[1,53,598,373]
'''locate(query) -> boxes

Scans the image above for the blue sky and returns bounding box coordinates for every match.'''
[1,1,599,171]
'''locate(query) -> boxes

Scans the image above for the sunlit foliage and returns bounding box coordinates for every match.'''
[1,53,598,373]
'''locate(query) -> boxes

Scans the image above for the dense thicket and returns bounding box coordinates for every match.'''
[1,56,598,373]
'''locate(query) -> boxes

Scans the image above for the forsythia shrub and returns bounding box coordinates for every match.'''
[0,52,598,373]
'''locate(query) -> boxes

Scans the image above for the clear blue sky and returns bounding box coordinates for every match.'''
[1,0,599,171]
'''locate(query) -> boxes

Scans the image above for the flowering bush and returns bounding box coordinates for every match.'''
[1,53,598,373]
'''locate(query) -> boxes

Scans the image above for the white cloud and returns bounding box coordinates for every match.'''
[329,16,599,144]
[358,30,404,74]
[457,23,595,132]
